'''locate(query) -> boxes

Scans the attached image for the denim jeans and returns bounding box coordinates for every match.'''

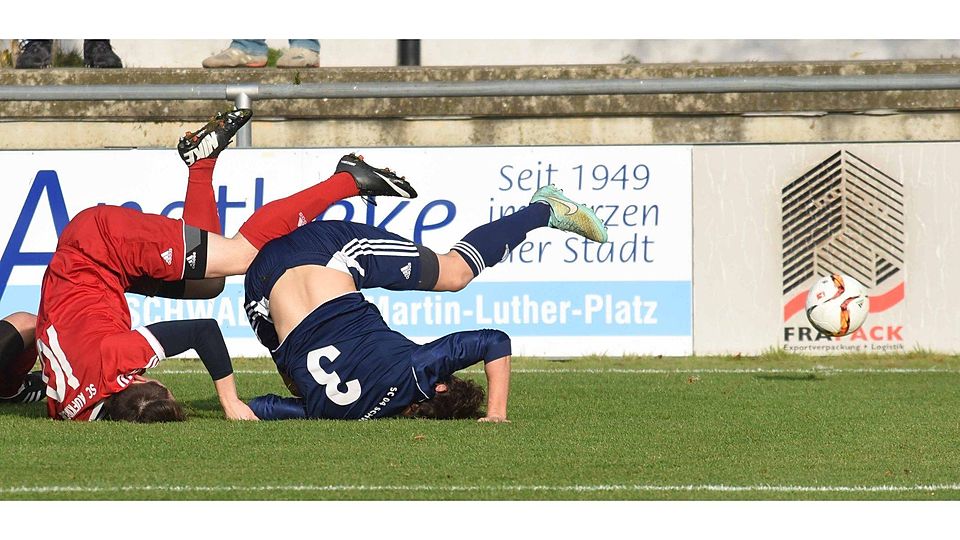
[230,39,320,55]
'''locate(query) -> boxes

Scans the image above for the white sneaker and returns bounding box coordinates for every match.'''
[277,47,319,68]
[202,47,267,68]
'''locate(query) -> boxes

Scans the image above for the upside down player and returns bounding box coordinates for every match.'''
[34,108,418,422]
[245,184,608,422]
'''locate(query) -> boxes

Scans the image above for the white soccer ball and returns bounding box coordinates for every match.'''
[804,273,870,337]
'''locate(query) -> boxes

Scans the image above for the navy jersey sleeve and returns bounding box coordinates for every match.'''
[410,329,511,399]
[249,394,308,420]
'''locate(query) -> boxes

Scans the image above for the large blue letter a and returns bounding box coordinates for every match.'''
[0,171,71,299]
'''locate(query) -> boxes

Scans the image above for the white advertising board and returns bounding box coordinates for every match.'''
[0,146,692,357]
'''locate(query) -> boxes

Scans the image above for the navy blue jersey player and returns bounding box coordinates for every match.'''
[246,184,609,422]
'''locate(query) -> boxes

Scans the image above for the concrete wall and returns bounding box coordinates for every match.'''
[6,39,960,68]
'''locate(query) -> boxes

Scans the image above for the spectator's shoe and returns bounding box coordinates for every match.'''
[15,39,52,69]
[202,47,268,68]
[277,47,320,68]
[336,153,418,204]
[178,108,253,166]
[0,372,46,404]
[83,40,123,68]
[530,184,608,243]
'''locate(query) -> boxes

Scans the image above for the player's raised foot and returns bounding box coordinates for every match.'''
[177,108,253,166]
[531,184,609,243]
[336,153,418,204]
[0,372,46,404]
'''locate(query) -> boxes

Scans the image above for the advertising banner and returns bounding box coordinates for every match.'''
[0,146,693,357]
[780,149,906,353]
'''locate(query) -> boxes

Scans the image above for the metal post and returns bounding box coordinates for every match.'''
[233,92,252,148]
[398,40,421,66]
[226,84,258,148]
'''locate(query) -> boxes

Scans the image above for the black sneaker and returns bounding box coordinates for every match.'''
[0,372,46,404]
[177,108,253,166]
[336,153,418,204]
[15,40,52,69]
[83,40,122,68]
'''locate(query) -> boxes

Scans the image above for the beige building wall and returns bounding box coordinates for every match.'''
[693,143,960,355]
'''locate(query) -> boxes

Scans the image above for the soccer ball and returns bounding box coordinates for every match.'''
[805,273,870,337]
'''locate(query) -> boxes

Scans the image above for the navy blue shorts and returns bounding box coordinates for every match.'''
[244,221,438,350]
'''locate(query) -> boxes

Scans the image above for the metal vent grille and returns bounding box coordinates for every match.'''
[782,150,905,295]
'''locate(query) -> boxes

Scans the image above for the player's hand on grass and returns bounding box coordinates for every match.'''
[223,398,260,421]
[478,415,510,423]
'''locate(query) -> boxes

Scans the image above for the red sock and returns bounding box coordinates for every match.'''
[0,345,37,397]
[183,159,221,234]
[238,172,359,250]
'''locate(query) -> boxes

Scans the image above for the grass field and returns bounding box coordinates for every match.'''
[2,352,960,501]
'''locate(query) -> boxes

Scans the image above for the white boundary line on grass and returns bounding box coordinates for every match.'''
[2,483,960,495]
[154,367,960,375]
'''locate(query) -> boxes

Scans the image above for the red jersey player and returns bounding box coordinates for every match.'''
[31,108,418,422]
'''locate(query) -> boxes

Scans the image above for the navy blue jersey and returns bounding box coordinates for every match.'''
[244,220,434,352]
[248,292,511,420]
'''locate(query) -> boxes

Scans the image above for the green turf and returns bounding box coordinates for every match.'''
[2,353,960,500]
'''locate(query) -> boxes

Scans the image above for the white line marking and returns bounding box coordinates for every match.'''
[2,483,959,495]
[152,367,960,375]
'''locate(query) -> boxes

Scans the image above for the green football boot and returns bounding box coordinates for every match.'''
[530,184,609,243]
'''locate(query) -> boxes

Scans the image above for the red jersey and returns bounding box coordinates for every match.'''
[36,206,189,421]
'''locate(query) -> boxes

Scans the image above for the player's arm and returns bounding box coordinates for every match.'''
[479,355,511,423]
[419,329,513,422]
[248,394,308,420]
[144,319,258,420]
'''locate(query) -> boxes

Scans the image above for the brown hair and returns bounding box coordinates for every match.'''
[408,376,485,420]
[100,381,187,423]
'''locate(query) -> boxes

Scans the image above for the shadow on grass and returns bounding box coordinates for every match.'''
[754,373,822,382]
[0,403,48,419]
[180,397,226,417]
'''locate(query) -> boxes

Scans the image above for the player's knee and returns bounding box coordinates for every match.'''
[191,278,225,299]
[434,252,475,292]
[3,312,37,341]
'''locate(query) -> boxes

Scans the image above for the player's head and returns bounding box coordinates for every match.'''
[100,378,186,423]
[403,376,485,419]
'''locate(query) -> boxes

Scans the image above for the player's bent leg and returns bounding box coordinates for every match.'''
[203,233,260,278]
[0,312,44,404]
[128,277,226,300]
[433,252,475,292]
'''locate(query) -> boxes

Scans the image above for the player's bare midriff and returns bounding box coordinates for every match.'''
[269,265,358,342]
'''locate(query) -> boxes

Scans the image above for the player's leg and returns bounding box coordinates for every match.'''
[127,109,252,300]
[437,185,609,291]
[170,109,254,296]
[205,154,418,278]
[0,312,44,404]
[177,110,254,233]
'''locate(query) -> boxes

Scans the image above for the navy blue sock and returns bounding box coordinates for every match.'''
[452,203,551,276]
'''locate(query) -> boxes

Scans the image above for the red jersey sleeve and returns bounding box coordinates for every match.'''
[100,327,168,384]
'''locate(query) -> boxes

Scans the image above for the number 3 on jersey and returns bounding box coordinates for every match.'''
[306,345,361,406]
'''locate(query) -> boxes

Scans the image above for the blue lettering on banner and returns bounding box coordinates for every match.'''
[0,168,459,301]
[2,281,690,340]
[0,171,71,299]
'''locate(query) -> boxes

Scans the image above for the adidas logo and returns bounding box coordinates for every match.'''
[160,248,174,265]
[297,212,308,227]
[186,252,197,269]
[400,262,412,280]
